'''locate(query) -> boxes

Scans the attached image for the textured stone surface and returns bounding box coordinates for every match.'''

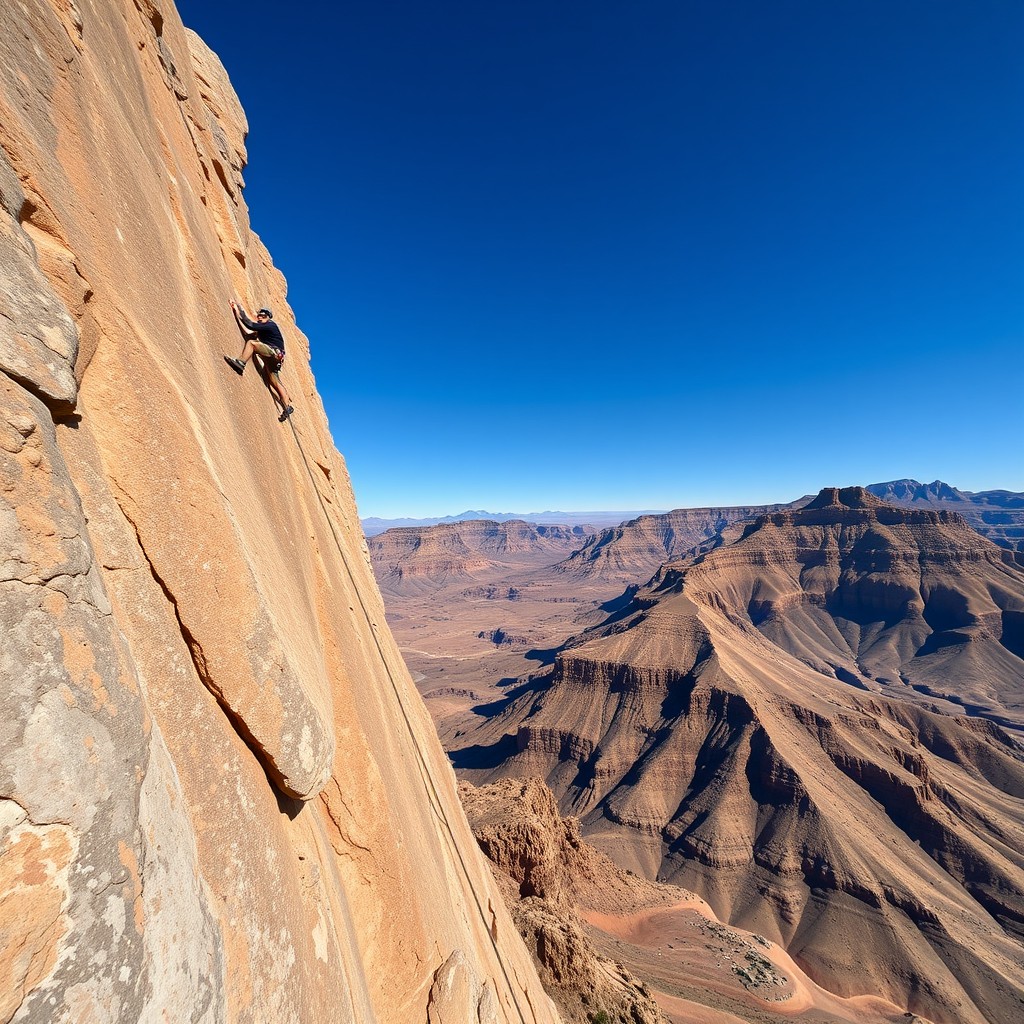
[0,147,79,408]
[0,375,224,1023]
[426,950,501,1024]
[0,2,559,1022]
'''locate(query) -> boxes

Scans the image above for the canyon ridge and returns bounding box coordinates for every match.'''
[372,487,1024,1023]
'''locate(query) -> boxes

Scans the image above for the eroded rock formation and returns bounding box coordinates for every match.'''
[867,478,1024,553]
[454,489,1024,1024]
[461,779,668,1024]
[370,520,592,596]
[0,2,559,1021]
[549,504,799,587]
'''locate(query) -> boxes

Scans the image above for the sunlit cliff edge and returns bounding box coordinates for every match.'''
[0,2,560,1021]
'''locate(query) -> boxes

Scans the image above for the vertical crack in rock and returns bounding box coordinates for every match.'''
[114,497,292,799]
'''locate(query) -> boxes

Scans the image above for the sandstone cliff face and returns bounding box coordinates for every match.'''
[0,3,559,1022]
[454,490,1024,1024]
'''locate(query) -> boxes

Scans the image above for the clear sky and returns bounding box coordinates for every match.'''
[175,0,1023,518]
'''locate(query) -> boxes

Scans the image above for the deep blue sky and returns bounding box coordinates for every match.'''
[175,1,1023,518]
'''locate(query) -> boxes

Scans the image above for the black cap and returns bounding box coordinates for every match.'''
[257,308,273,318]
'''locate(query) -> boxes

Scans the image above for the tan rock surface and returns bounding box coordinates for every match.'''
[454,490,1024,1024]
[1,2,559,1021]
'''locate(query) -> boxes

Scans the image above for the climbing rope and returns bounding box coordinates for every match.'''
[287,419,532,1024]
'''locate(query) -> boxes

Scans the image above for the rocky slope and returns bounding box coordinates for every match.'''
[0,3,558,1022]
[867,478,1024,553]
[452,489,1024,1024]
[462,778,919,1024]
[460,779,667,1024]
[550,504,800,587]
[370,519,593,596]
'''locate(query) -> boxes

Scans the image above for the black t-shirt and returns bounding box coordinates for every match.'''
[238,309,285,351]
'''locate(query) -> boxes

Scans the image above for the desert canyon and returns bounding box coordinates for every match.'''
[371,487,1024,1024]
[0,2,564,1021]
[3,3,1023,1024]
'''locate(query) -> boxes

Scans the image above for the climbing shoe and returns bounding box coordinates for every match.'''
[224,356,245,375]
[279,405,294,423]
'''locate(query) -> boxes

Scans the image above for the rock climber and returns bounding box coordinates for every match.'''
[225,301,294,422]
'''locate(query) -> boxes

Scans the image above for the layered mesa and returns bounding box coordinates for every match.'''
[453,487,1024,1024]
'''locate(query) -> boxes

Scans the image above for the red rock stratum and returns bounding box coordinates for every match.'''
[370,519,592,596]
[549,503,798,587]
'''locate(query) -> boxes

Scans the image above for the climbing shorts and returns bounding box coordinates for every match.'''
[252,340,285,372]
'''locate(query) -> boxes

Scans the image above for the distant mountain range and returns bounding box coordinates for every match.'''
[361,509,668,537]
[364,479,1024,551]
[865,478,1024,552]
[866,479,1024,508]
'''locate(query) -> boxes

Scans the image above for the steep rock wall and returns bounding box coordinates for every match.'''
[0,2,559,1022]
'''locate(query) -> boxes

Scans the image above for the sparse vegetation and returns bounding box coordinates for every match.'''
[732,947,787,992]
